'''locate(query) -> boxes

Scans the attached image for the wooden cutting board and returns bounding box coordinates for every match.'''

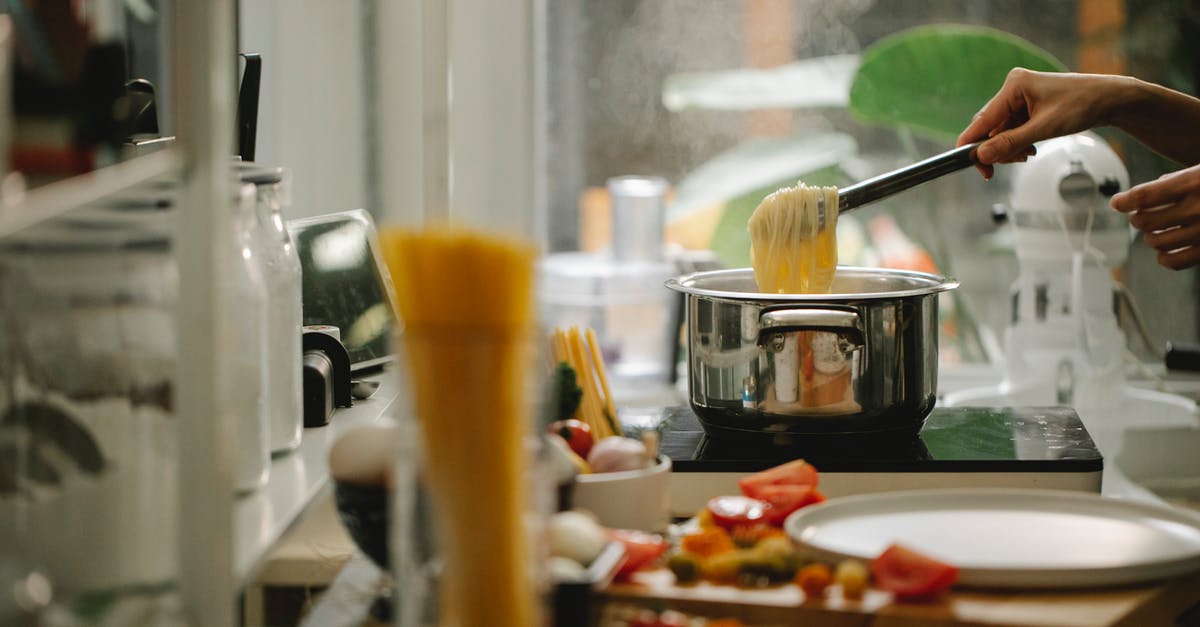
[602,568,1200,627]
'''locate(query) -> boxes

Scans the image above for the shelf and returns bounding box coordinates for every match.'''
[233,372,401,584]
[0,150,180,239]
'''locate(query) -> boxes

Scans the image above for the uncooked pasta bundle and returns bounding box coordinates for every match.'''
[379,225,539,627]
[748,183,839,294]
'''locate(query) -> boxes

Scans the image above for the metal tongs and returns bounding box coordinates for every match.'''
[820,142,981,227]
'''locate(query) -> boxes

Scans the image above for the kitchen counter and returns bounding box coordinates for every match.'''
[603,568,1200,627]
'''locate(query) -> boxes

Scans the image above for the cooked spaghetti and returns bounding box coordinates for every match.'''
[380,225,538,627]
[748,183,839,294]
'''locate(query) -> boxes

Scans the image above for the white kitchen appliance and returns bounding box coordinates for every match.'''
[942,132,1197,463]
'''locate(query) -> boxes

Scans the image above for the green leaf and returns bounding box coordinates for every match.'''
[848,25,1067,142]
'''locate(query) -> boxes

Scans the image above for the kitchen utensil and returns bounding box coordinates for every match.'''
[666,266,957,442]
[784,487,1200,588]
[237,53,261,161]
[820,142,980,227]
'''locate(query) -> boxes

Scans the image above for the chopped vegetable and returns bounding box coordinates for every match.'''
[608,529,669,578]
[665,551,703,583]
[796,562,834,598]
[701,549,754,583]
[751,536,796,561]
[730,523,786,549]
[738,459,819,500]
[706,495,770,529]
[738,550,798,586]
[680,527,736,558]
[871,544,958,601]
[834,559,870,600]
[754,483,826,526]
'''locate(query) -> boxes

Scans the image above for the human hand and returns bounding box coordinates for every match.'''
[1111,164,1200,270]
[957,69,1128,179]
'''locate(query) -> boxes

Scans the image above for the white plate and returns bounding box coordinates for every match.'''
[784,488,1200,589]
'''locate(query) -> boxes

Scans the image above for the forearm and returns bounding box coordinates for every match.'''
[1105,77,1200,166]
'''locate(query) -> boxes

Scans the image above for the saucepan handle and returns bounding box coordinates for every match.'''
[757,306,864,348]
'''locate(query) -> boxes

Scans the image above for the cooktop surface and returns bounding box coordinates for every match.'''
[654,405,1103,474]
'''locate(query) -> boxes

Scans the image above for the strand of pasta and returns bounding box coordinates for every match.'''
[585,327,619,433]
[551,326,617,439]
[569,326,613,439]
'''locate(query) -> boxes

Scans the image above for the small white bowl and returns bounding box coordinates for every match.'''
[572,456,672,532]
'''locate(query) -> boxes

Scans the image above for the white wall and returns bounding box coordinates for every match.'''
[238,0,367,220]
[370,0,540,240]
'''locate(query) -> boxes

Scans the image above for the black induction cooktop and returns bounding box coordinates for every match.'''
[653,405,1104,474]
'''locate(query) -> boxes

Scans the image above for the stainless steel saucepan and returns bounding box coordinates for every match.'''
[666,267,958,443]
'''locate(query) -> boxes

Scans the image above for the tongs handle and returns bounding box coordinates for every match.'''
[838,142,980,212]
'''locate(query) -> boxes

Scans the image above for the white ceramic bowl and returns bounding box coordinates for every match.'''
[572,455,672,532]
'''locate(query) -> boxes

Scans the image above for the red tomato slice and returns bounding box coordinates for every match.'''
[608,529,669,578]
[755,484,826,526]
[738,459,819,499]
[871,544,959,601]
[706,495,770,529]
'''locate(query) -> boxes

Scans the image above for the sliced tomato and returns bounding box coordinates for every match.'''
[738,459,819,500]
[871,544,959,601]
[705,495,770,529]
[608,529,669,579]
[755,484,826,526]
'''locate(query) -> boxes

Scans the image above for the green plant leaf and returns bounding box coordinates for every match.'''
[848,25,1067,142]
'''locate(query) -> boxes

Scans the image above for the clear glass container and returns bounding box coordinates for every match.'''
[538,176,676,402]
[0,198,179,598]
[239,165,304,455]
[227,182,271,493]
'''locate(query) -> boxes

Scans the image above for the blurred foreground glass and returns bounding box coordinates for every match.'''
[380,226,548,627]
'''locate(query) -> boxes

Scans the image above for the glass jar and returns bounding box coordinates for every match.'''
[226,182,271,493]
[239,165,304,455]
[0,199,179,596]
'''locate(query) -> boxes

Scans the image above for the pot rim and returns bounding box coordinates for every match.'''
[666,265,959,302]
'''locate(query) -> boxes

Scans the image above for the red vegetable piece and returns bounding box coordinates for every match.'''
[706,495,770,529]
[547,419,594,459]
[608,529,669,579]
[755,484,826,526]
[871,544,959,601]
[738,459,819,500]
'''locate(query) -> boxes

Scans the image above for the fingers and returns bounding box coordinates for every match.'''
[1111,166,1200,213]
[1155,243,1200,270]
[1127,198,1200,232]
[1119,174,1200,269]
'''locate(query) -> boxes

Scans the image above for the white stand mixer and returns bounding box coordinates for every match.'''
[942,132,1198,498]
